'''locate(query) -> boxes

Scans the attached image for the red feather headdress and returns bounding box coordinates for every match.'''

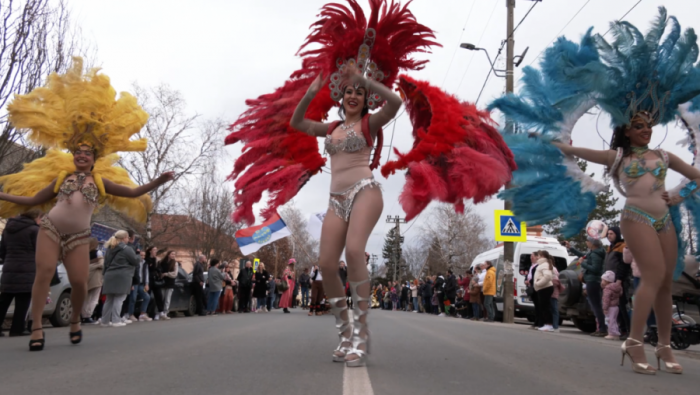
[225,0,439,225]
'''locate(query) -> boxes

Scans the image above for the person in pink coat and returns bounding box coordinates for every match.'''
[279,259,296,313]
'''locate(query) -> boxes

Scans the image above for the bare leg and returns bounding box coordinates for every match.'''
[62,243,90,342]
[30,229,61,343]
[655,225,679,365]
[318,208,350,357]
[344,187,383,362]
[621,219,672,365]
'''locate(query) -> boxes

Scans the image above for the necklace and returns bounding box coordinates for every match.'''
[340,121,358,131]
[630,145,649,157]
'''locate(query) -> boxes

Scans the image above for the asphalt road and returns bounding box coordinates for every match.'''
[1,309,699,395]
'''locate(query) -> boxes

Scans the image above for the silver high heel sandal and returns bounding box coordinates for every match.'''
[620,337,656,375]
[329,297,353,362]
[655,344,683,374]
[346,279,371,368]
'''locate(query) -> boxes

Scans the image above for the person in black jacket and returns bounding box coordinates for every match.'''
[422,278,433,314]
[400,282,410,311]
[0,211,41,337]
[145,246,165,319]
[253,262,270,312]
[434,274,446,316]
[237,261,254,313]
[191,255,207,316]
[299,268,311,309]
[445,270,458,316]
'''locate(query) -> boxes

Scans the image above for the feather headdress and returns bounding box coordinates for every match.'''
[0,57,152,222]
[225,0,439,225]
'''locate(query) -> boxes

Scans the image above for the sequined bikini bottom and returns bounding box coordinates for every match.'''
[40,216,92,259]
[620,205,671,233]
[329,176,382,222]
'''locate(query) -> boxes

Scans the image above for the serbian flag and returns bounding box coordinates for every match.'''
[235,213,291,255]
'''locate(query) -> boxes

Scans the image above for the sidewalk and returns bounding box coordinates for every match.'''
[465,316,700,360]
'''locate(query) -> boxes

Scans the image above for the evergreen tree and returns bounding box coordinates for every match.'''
[382,227,403,281]
[544,159,621,251]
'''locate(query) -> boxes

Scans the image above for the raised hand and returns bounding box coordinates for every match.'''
[340,63,364,87]
[158,171,175,184]
[306,74,325,96]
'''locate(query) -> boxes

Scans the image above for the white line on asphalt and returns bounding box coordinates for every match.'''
[343,365,374,395]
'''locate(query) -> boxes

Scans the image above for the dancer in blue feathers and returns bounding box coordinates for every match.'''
[490,7,700,375]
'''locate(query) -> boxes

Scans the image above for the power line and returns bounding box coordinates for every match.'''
[454,0,500,94]
[383,108,405,164]
[527,0,592,67]
[464,0,539,104]
[440,0,478,88]
[602,0,643,36]
[474,45,504,106]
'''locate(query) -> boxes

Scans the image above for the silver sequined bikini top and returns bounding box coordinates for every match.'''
[324,127,368,156]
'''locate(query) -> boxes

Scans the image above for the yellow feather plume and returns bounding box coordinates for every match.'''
[0,150,153,222]
[7,57,148,157]
[1,57,154,223]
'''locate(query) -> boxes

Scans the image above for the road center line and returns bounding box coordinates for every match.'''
[343,364,374,395]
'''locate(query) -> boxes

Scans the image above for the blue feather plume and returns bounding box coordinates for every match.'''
[670,205,687,281]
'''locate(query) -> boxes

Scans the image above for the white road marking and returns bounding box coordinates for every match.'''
[343,364,374,395]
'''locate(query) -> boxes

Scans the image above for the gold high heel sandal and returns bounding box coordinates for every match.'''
[329,297,353,362]
[655,344,683,374]
[620,338,656,375]
[346,279,371,368]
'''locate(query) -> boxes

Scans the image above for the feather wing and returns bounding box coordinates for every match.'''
[381,75,515,220]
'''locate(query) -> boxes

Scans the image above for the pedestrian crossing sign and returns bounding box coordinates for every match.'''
[494,210,526,242]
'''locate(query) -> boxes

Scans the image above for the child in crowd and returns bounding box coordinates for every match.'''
[601,271,622,340]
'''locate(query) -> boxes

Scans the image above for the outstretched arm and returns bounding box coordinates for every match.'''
[0,180,57,206]
[290,75,330,137]
[551,142,616,167]
[103,172,174,198]
[341,65,402,135]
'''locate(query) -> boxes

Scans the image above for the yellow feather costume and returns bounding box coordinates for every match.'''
[0,57,153,222]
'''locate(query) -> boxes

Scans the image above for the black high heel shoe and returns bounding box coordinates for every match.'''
[69,321,82,345]
[29,328,45,352]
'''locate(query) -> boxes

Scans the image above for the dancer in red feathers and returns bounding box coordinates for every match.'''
[291,63,400,367]
[225,0,515,368]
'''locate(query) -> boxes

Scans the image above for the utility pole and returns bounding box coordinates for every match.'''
[502,0,516,324]
[370,254,378,282]
[386,215,406,283]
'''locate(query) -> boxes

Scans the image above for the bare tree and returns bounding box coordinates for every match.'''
[119,83,224,244]
[279,202,319,270]
[254,238,294,279]
[420,204,490,275]
[184,166,244,262]
[403,243,428,279]
[0,0,96,175]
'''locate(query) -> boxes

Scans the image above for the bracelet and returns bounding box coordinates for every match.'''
[680,180,698,198]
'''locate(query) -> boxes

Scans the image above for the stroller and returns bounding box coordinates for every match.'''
[648,256,700,350]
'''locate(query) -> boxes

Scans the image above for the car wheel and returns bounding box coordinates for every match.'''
[572,317,596,333]
[559,270,581,307]
[184,296,196,317]
[49,292,72,327]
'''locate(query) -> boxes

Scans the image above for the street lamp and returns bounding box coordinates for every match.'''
[460,43,530,77]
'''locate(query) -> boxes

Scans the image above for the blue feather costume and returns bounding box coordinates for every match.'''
[489,7,700,280]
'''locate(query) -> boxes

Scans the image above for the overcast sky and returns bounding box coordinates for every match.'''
[70,0,700,265]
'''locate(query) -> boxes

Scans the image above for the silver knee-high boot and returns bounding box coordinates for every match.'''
[346,279,370,367]
[329,297,353,362]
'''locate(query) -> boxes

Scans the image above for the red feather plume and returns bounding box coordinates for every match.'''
[226,0,439,225]
[381,75,517,221]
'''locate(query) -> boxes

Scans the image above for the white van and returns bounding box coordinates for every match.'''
[469,235,569,321]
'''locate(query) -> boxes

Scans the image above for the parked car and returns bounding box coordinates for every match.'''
[557,260,597,333]
[0,263,73,327]
[138,265,207,318]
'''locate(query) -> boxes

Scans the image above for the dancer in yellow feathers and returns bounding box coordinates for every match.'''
[0,57,174,351]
